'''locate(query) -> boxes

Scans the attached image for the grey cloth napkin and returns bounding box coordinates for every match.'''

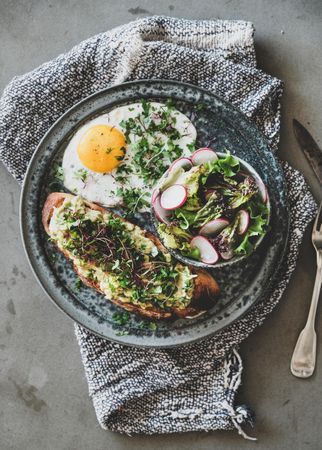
[0,16,317,439]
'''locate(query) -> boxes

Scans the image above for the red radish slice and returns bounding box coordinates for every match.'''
[191,148,218,166]
[169,157,192,172]
[236,209,250,235]
[256,178,268,203]
[151,188,160,204]
[161,167,185,191]
[160,184,187,210]
[200,218,230,236]
[205,188,216,201]
[153,195,171,224]
[220,248,234,260]
[190,236,220,264]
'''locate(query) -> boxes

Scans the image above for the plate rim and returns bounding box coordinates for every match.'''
[20,79,290,348]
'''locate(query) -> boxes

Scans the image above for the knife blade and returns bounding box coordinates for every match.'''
[293,119,322,184]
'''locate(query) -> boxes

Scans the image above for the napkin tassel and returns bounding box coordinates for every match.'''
[221,348,257,441]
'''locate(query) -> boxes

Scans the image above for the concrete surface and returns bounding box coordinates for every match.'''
[1,0,322,449]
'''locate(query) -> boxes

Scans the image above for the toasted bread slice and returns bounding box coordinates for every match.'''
[42,193,219,320]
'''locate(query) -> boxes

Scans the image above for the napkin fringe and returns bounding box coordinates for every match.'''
[222,348,257,440]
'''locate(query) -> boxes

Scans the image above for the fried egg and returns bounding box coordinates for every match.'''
[62,102,196,210]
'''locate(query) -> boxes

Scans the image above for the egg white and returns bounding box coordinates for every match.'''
[62,102,197,209]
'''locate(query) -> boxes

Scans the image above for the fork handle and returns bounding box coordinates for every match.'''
[290,250,322,378]
[307,250,322,325]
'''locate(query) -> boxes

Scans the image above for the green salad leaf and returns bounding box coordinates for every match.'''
[234,199,269,256]
[224,176,258,209]
[201,151,240,184]
[156,150,269,263]
[192,191,225,228]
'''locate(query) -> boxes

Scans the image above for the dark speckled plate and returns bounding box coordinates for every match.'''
[20,80,289,348]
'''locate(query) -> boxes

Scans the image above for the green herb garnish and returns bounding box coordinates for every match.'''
[112,312,130,326]
[73,168,88,183]
[49,164,64,190]
[74,278,82,290]
[138,320,158,331]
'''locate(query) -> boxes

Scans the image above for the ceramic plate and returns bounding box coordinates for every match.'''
[20,80,289,348]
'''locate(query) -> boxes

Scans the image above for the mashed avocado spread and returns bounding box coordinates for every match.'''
[49,196,194,310]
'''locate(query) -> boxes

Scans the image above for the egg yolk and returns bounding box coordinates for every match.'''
[77,125,126,173]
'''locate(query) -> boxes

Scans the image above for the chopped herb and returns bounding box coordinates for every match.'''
[49,164,64,190]
[118,100,185,185]
[195,103,206,111]
[116,187,149,215]
[74,278,82,290]
[187,142,196,153]
[138,320,158,331]
[73,168,88,183]
[116,330,130,336]
[141,99,151,117]
[112,311,130,326]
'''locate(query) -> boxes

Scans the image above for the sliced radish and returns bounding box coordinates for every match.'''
[151,188,160,204]
[205,188,216,201]
[161,167,185,191]
[256,178,268,203]
[200,218,230,236]
[191,148,218,166]
[169,157,192,172]
[190,236,219,264]
[236,210,250,235]
[153,195,171,224]
[220,248,234,260]
[160,184,187,210]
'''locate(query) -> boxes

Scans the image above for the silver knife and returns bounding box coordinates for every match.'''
[293,119,322,184]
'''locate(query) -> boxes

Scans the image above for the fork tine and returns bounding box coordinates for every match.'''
[313,202,322,233]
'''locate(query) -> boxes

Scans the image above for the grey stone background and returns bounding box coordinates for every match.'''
[0,1,322,449]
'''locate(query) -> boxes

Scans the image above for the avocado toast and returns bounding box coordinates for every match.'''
[42,193,220,320]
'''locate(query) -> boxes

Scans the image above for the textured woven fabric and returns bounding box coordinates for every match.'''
[0,16,317,438]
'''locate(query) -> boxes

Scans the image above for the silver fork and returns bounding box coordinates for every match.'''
[291,202,322,378]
